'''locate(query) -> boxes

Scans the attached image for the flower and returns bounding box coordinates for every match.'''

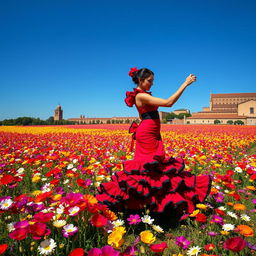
[62,224,78,238]
[68,206,80,216]
[68,248,84,256]
[108,229,124,249]
[38,239,57,255]
[0,244,8,255]
[112,219,124,227]
[195,213,207,223]
[227,211,238,219]
[187,246,201,256]
[53,220,67,228]
[90,213,108,227]
[127,214,141,225]
[223,236,246,252]
[141,215,154,224]
[222,224,235,231]
[210,215,223,225]
[204,243,215,251]
[87,245,119,256]
[237,224,254,237]
[196,203,207,210]
[9,228,28,240]
[233,203,246,211]
[128,67,138,77]
[152,224,164,233]
[0,198,13,210]
[175,236,191,249]
[140,230,156,244]
[150,242,168,253]
[240,214,250,222]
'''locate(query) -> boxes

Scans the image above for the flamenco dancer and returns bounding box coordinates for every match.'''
[96,68,211,225]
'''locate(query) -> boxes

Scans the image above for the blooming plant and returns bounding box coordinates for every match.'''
[0,124,255,255]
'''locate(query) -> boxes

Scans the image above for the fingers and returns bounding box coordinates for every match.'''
[190,74,197,81]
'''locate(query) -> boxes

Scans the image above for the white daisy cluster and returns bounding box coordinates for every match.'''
[38,239,57,255]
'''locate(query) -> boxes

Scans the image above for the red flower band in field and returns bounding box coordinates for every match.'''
[223,236,246,252]
[128,67,138,77]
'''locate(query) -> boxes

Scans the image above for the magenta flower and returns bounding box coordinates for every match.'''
[252,198,256,204]
[214,192,224,203]
[62,224,78,238]
[87,246,119,256]
[14,220,29,229]
[175,236,191,249]
[127,214,141,225]
[211,214,224,225]
[208,231,218,236]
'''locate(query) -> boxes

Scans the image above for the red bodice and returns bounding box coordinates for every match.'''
[125,88,158,115]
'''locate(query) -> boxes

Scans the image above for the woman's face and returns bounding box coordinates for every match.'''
[139,75,154,91]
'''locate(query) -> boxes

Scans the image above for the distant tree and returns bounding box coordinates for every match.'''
[177,113,191,119]
[214,119,221,124]
[166,112,177,120]
[125,119,130,124]
[227,120,233,125]
[96,120,100,124]
[107,120,111,124]
[234,120,244,125]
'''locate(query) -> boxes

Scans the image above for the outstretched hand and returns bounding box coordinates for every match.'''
[185,74,197,86]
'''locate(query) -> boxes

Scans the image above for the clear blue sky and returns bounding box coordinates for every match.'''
[0,0,255,120]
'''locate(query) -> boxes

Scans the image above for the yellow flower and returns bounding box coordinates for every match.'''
[108,231,124,248]
[196,204,207,210]
[52,194,62,201]
[220,231,230,235]
[246,186,256,191]
[32,190,42,196]
[140,230,156,244]
[172,254,184,256]
[189,210,199,217]
[32,175,41,183]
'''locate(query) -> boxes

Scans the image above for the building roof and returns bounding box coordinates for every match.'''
[187,113,247,119]
[211,93,256,98]
[238,99,256,105]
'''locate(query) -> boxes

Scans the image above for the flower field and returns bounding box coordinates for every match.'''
[0,124,255,256]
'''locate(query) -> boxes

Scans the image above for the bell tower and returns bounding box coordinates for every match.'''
[54,104,63,121]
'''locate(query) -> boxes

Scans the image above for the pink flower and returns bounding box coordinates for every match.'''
[9,228,28,240]
[175,236,191,249]
[127,214,141,225]
[87,246,119,256]
[150,242,168,253]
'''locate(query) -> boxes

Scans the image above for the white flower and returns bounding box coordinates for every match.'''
[224,190,229,194]
[38,238,57,255]
[187,246,201,256]
[0,199,13,210]
[227,211,238,219]
[53,220,67,228]
[218,206,226,211]
[72,168,77,172]
[17,167,25,174]
[7,222,15,232]
[240,214,251,222]
[63,179,70,184]
[112,219,124,227]
[235,167,243,173]
[152,224,164,233]
[68,206,80,216]
[67,164,74,170]
[222,223,235,231]
[72,159,78,164]
[141,215,154,224]
[63,224,78,233]
[56,204,65,214]
[41,183,51,193]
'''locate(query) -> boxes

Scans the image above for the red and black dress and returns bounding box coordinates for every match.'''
[96,88,211,215]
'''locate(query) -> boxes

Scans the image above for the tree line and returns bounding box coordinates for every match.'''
[0,116,76,126]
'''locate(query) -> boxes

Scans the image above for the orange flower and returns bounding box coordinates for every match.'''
[233,203,246,211]
[237,225,254,237]
[103,209,118,221]
[226,202,234,206]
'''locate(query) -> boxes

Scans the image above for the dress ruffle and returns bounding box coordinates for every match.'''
[96,157,212,214]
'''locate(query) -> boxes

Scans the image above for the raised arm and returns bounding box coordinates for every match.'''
[136,74,196,108]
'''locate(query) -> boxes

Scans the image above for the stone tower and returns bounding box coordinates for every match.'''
[54,104,63,121]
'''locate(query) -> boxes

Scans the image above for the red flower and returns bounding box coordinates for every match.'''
[90,213,108,227]
[204,243,215,251]
[33,212,54,223]
[0,174,13,185]
[9,228,28,240]
[195,213,207,223]
[150,242,168,253]
[223,236,246,252]
[0,244,8,254]
[29,222,47,239]
[68,248,85,256]
[215,209,226,216]
[35,191,53,203]
[128,67,138,77]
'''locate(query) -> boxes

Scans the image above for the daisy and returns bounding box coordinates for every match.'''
[152,224,164,233]
[218,206,226,211]
[240,214,251,222]
[227,211,238,219]
[222,224,235,231]
[41,183,51,193]
[112,219,124,227]
[68,206,80,216]
[0,199,13,210]
[235,167,243,173]
[187,246,201,256]
[141,215,154,225]
[67,164,74,170]
[38,239,57,255]
[62,224,78,238]
[53,220,67,228]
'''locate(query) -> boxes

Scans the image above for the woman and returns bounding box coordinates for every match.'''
[96,68,211,218]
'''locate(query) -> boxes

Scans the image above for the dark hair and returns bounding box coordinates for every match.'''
[131,68,154,85]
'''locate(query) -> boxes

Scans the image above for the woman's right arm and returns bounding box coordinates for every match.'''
[136,74,196,107]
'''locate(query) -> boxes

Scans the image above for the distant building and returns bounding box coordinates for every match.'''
[68,111,170,124]
[54,104,63,121]
[187,93,256,125]
[173,109,190,115]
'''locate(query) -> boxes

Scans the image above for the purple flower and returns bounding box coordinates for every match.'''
[127,214,141,225]
[14,220,29,229]
[124,246,138,255]
[208,231,218,236]
[214,192,224,203]
[252,198,256,204]
[247,242,256,250]
[175,236,191,249]
[211,214,224,225]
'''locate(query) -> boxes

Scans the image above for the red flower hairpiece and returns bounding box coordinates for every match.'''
[128,67,138,77]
